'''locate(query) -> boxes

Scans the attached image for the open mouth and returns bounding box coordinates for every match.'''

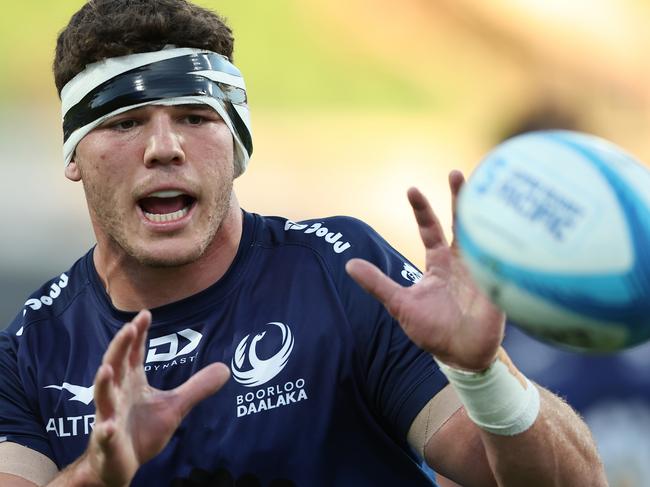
[138,190,197,223]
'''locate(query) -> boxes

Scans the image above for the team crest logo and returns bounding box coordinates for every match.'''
[401,262,423,283]
[231,322,294,387]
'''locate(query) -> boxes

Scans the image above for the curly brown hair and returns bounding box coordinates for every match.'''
[53,0,234,96]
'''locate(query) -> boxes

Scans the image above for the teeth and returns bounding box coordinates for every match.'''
[148,190,184,198]
[144,206,190,223]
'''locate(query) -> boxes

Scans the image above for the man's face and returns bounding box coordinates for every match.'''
[70,104,235,267]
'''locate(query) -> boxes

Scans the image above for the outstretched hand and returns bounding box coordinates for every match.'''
[346,171,505,371]
[85,310,230,487]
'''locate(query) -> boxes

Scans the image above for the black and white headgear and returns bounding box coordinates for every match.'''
[60,47,253,177]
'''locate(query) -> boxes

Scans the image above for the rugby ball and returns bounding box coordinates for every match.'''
[456,130,650,352]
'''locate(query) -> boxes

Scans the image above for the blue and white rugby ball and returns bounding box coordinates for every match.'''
[457,130,650,352]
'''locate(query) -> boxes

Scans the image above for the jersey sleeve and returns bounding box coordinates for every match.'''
[0,315,55,461]
[334,218,449,442]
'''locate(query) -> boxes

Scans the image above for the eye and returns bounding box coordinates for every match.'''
[185,114,205,125]
[111,119,139,131]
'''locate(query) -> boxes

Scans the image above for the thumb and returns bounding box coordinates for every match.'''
[171,362,230,418]
[346,258,402,313]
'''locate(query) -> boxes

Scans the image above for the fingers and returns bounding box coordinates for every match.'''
[93,418,117,448]
[94,364,117,420]
[95,310,151,420]
[448,170,465,250]
[102,322,136,385]
[448,169,465,200]
[172,362,231,418]
[346,258,402,315]
[128,310,152,368]
[407,187,448,250]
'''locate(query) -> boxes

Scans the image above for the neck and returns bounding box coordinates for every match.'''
[93,204,244,312]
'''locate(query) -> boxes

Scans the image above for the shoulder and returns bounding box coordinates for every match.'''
[251,212,423,291]
[3,252,92,338]
[253,213,362,255]
[256,214,418,271]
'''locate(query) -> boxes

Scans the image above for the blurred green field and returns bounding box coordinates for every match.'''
[0,0,447,111]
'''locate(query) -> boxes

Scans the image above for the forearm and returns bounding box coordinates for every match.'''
[45,454,108,487]
[426,350,607,487]
[479,387,607,487]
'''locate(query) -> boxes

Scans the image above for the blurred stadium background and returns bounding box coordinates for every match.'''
[1,1,650,485]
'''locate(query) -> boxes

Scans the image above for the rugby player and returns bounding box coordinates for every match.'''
[0,1,607,485]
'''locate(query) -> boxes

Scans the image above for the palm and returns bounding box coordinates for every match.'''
[346,172,504,371]
[87,311,229,486]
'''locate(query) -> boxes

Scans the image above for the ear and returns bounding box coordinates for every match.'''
[65,161,82,182]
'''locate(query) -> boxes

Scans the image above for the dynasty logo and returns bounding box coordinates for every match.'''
[144,328,203,372]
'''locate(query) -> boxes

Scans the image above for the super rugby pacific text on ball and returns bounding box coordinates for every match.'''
[456,130,650,352]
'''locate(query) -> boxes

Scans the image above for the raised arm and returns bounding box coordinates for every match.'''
[0,311,229,487]
[346,172,607,486]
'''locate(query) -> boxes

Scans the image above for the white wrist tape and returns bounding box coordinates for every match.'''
[435,349,540,436]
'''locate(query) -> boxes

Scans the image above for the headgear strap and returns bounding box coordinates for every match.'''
[60,47,253,177]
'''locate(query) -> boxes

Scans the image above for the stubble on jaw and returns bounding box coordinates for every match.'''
[80,165,235,270]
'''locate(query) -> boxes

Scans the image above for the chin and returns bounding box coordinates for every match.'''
[138,254,199,268]
[130,242,208,268]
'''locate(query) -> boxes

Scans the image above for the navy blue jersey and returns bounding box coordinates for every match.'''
[0,211,447,486]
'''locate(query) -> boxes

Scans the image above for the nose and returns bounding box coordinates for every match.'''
[143,112,185,167]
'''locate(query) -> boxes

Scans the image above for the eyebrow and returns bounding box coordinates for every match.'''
[170,104,215,111]
[109,104,216,118]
